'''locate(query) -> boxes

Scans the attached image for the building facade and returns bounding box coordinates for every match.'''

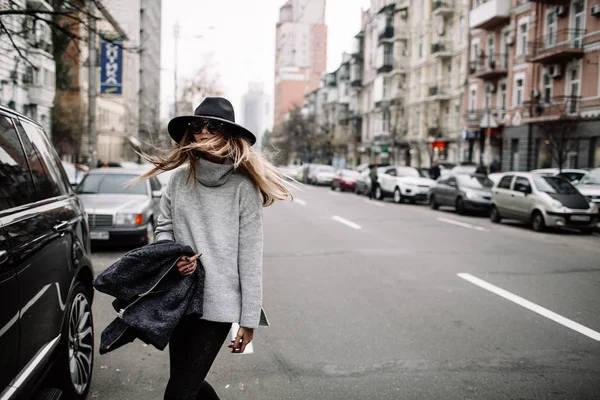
[274,0,327,127]
[0,0,56,135]
[464,0,600,171]
[241,82,272,154]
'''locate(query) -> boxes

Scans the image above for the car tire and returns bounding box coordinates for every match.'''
[53,282,94,400]
[331,185,335,191]
[490,206,501,223]
[393,188,403,204]
[532,210,546,232]
[430,194,439,210]
[456,197,466,215]
[375,186,383,201]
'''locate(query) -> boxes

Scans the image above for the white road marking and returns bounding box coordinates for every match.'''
[230,323,254,354]
[332,216,362,230]
[294,198,307,206]
[437,217,488,232]
[458,273,600,342]
[328,191,340,196]
[364,199,385,207]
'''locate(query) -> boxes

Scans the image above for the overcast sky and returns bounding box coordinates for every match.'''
[159,0,371,123]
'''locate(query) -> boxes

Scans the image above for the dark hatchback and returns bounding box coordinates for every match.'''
[0,106,95,400]
[429,174,494,215]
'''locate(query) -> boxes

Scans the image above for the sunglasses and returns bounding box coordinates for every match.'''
[188,119,225,134]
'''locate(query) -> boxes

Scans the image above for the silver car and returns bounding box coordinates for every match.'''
[490,172,599,233]
[76,168,162,244]
[576,168,600,205]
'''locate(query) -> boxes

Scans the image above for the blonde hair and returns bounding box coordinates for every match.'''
[133,129,292,207]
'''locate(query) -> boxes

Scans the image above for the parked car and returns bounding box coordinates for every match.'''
[331,169,360,192]
[62,160,88,187]
[576,168,600,205]
[489,172,598,233]
[487,172,504,186]
[376,166,436,203]
[76,168,162,244]
[429,174,494,215]
[0,105,95,399]
[531,168,588,184]
[309,165,336,185]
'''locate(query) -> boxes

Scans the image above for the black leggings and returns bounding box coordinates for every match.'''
[164,318,232,400]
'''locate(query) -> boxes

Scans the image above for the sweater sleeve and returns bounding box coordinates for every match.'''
[155,174,175,242]
[238,181,264,329]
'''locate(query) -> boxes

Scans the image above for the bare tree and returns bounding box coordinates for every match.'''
[179,62,223,105]
[538,116,580,173]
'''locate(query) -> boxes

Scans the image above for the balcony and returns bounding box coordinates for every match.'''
[351,32,364,59]
[432,0,454,17]
[523,96,581,119]
[469,53,509,80]
[350,63,362,87]
[431,41,453,58]
[469,0,511,30]
[464,109,507,127]
[339,64,350,81]
[426,84,451,101]
[527,29,585,64]
[338,105,350,125]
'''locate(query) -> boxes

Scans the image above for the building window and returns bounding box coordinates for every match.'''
[382,109,390,133]
[469,89,476,111]
[543,73,552,103]
[419,35,423,58]
[517,22,528,56]
[498,81,507,117]
[459,17,464,44]
[515,78,524,106]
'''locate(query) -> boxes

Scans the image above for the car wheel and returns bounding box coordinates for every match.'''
[53,283,94,400]
[490,206,501,223]
[393,188,403,204]
[456,197,466,215]
[142,219,155,245]
[532,210,546,232]
[430,194,439,210]
[375,186,383,201]
[331,185,335,191]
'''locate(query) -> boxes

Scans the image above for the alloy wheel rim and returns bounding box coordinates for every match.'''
[68,293,93,394]
[394,190,401,203]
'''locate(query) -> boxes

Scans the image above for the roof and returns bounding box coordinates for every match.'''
[0,105,42,127]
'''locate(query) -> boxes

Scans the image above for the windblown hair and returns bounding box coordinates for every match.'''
[133,129,292,207]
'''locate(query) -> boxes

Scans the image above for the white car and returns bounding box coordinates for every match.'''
[311,165,336,185]
[576,169,600,205]
[376,166,436,203]
[530,168,588,184]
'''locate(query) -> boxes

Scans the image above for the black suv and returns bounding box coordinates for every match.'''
[0,106,94,400]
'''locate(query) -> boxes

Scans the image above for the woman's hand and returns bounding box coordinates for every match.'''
[228,326,254,354]
[176,254,201,277]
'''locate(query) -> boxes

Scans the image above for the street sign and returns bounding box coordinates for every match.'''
[380,145,389,153]
[479,113,498,128]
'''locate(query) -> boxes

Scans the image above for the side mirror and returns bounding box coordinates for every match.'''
[152,190,162,198]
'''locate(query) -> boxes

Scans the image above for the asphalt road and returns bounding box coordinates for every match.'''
[88,185,600,400]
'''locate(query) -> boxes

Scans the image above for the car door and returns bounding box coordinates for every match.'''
[381,167,397,194]
[0,114,40,392]
[10,118,78,373]
[493,174,515,216]
[445,176,459,205]
[512,176,533,220]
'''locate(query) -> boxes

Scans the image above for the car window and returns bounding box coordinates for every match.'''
[77,174,148,195]
[457,175,493,188]
[514,177,531,192]
[396,168,420,177]
[579,174,600,185]
[498,175,514,189]
[533,176,579,195]
[385,168,397,176]
[0,115,36,211]
[557,172,585,182]
[17,120,69,199]
[150,177,162,191]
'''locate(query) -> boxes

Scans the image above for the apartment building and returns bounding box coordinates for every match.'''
[274,0,327,127]
[0,0,56,135]
[464,0,600,171]
[241,82,273,153]
[406,0,469,168]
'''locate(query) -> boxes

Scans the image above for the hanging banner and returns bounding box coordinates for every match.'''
[100,36,123,95]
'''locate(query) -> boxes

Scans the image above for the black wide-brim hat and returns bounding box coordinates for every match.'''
[168,97,256,146]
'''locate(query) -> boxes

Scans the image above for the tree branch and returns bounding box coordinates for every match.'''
[0,20,38,70]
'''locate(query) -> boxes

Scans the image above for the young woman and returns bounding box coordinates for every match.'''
[135,97,291,400]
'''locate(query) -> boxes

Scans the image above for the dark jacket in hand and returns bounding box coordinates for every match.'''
[93,241,204,354]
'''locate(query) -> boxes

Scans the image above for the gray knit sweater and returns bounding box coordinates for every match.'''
[155,157,264,328]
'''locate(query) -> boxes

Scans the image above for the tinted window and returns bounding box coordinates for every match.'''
[17,120,69,199]
[498,175,514,189]
[77,174,147,195]
[0,116,36,211]
[556,172,585,183]
[580,174,600,185]
[514,177,531,192]
[457,174,494,189]
[534,176,579,195]
[385,168,397,176]
[447,177,457,186]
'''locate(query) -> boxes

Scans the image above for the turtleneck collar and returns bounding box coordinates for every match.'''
[195,156,235,187]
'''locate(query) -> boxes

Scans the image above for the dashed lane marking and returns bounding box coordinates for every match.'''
[332,215,362,230]
[437,217,489,232]
[294,198,307,206]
